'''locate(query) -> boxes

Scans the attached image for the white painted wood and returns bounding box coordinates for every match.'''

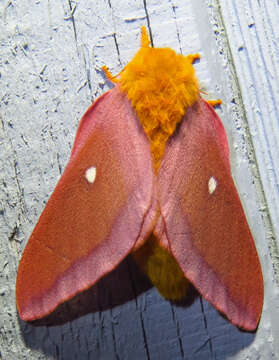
[216,2,279,264]
[0,0,278,359]
[214,0,279,355]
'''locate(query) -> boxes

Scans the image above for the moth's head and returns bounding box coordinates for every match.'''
[117,27,200,170]
[120,26,200,110]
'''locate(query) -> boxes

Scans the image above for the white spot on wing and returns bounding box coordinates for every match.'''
[208,176,217,195]
[85,166,96,184]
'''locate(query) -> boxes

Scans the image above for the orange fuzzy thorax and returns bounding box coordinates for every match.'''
[102,27,201,301]
[119,27,200,170]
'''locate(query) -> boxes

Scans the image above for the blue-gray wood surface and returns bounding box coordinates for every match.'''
[1,0,279,359]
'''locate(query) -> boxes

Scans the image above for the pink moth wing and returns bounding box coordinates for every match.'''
[16,86,154,321]
[157,98,263,330]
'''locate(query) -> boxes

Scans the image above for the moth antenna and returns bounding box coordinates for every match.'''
[141,26,150,48]
[187,53,200,64]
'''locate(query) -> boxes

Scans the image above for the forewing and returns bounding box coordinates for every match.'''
[16,86,154,321]
[158,98,263,330]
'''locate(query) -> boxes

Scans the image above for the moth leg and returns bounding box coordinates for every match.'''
[187,53,200,63]
[200,89,222,107]
[187,54,221,107]
[207,99,222,107]
[102,66,120,84]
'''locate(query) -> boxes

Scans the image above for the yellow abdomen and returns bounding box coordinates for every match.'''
[133,235,189,300]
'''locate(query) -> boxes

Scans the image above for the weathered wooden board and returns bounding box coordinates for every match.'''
[1,0,278,359]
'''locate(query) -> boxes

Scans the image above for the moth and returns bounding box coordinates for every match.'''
[16,27,263,330]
